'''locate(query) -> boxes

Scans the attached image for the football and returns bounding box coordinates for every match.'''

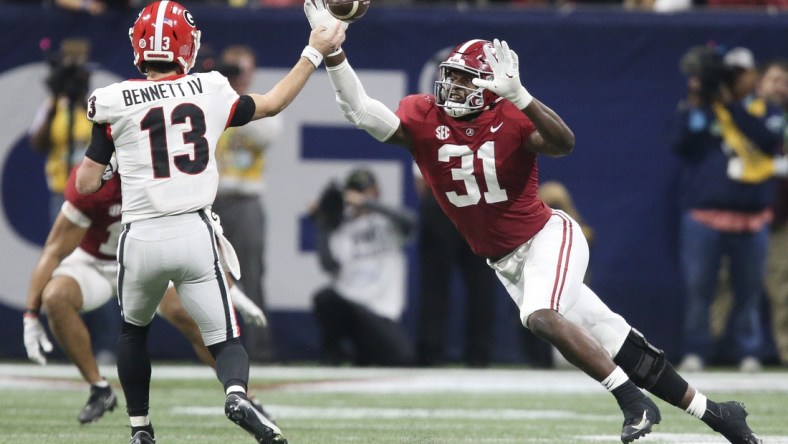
[326,0,370,23]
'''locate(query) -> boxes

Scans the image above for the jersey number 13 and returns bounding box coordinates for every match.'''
[141,104,209,178]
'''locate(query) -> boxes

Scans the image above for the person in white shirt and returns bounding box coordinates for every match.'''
[310,168,416,366]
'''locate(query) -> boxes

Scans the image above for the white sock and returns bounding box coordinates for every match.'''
[685,392,708,419]
[226,385,246,396]
[92,379,110,388]
[130,415,150,427]
[601,367,629,391]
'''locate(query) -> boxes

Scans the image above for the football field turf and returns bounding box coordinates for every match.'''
[1,363,787,443]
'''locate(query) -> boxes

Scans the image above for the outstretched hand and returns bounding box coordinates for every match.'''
[472,39,533,110]
[308,21,346,57]
[304,0,348,32]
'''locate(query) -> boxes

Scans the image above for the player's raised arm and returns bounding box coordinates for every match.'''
[303,0,411,148]
[247,22,345,120]
[472,39,575,157]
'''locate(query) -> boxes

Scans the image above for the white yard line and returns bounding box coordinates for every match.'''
[1,363,787,394]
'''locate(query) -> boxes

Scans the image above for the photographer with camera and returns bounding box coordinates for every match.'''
[29,38,93,225]
[671,44,786,373]
[28,38,120,367]
[309,168,416,367]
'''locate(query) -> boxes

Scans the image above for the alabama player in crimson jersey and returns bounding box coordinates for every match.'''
[74,2,342,443]
[304,2,762,443]
[23,166,270,425]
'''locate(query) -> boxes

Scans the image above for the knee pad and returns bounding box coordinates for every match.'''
[613,328,667,390]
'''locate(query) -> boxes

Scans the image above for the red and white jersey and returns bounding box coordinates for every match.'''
[62,169,123,260]
[398,94,552,259]
[88,71,239,224]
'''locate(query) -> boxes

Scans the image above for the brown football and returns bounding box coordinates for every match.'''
[326,0,370,23]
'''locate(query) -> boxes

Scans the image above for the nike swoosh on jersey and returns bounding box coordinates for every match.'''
[490,122,503,133]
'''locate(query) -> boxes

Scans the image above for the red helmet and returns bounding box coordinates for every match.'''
[128,1,201,75]
[435,39,498,118]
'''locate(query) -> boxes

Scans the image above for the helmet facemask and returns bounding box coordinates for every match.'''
[435,65,489,118]
[434,39,496,118]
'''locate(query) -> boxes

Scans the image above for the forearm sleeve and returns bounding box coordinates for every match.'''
[326,60,400,142]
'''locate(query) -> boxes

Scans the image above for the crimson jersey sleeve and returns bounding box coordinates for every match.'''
[397,95,551,259]
[62,168,123,260]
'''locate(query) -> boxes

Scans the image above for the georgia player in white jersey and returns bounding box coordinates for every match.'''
[22,167,268,425]
[303,2,763,444]
[75,2,343,443]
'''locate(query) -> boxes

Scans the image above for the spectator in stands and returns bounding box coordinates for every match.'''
[211,44,283,363]
[759,59,788,366]
[671,45,784,373]
[309,168,416,366]
[53,0,142,15]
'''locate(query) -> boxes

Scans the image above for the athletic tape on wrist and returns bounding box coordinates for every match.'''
[510,86,534,110]
[301,46,323,68]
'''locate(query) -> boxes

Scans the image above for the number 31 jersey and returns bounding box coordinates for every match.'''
[398,94,552,260]
[88,71,239,224]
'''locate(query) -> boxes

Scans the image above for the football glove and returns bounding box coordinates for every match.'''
[472,39,534,110]
[101,155,118,181]
[230,286,267,327]
[23,315,53,365]
[304,0,348,32]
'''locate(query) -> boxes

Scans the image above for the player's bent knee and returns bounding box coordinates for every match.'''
[525,309,561,339]
[42,278,83,313]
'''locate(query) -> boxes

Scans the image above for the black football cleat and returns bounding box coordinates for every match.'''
[129,430,156,444]
[225,393,287,444]
[620,396,661,443]
[250,396,278,426]
[77,384,117,424]
[705,401,763,444]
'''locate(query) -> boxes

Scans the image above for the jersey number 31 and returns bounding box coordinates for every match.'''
[439,141,508,207]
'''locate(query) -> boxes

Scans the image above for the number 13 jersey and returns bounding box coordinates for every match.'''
[88,71,239,224]
[398,94,552,260]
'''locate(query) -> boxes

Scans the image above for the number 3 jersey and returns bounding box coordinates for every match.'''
[87,71,240,224]
[397,94,552,260]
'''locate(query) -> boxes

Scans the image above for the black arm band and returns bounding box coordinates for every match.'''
[228,95,255,128]
[84,123,115,165]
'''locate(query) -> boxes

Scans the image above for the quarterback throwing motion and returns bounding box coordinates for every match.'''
[304,1,762,443]
[75,1,343,443]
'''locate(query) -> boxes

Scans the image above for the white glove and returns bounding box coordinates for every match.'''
[23,316,53,365]
[472,39,534,110]
[230,285,267,327]
[304,0,348,32]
